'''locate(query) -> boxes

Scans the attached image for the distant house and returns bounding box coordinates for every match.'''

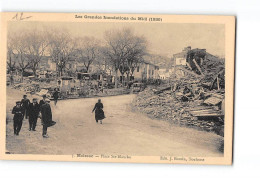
[47,58,79,73]
[158,68,171,80]
[172,46,191,66]
[132,61,159,81]
[115,60,159,83]
[38,56,51,70]
[47,58,56,71]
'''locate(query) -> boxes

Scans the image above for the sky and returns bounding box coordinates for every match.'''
[8,21,225,58]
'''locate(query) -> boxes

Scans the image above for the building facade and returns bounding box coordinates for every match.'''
[132,61,159,81]
[158,68,172,80]
[172,46,191,66]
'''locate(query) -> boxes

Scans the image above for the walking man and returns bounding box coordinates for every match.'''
[12,101,25,135]
[21,95,30,119]
[40,99,54,138]
[39,94,47,107]
[28,98,40,131]
[53,88,59,106]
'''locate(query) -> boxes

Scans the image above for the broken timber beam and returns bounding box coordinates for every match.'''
[192,58,204,76]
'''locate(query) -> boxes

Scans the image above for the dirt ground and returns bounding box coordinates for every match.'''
[6,87,223,156]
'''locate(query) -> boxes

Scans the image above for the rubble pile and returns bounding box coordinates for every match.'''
[12,83,40,94]
[132,87,224,136]
[103,88,130,96]
[200,58,225,89]
[133,53,226,136]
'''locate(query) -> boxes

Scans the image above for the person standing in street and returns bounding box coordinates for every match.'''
[21,95,30,119]
[40,99,54,138]
[12,101,25,136]
[28,98,40,131]
[92,99,105,124]
[53,88,59,106]
[39,94,47,107]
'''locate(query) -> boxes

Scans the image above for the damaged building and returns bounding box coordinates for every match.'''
[133,46,225,137]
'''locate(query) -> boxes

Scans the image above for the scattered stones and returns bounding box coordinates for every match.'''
[132,87,224,136]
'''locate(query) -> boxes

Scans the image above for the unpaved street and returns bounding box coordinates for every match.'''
[6,88,223,156]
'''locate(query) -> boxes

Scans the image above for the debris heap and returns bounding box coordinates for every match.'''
[133,87,224,136]
[132,54,225,137]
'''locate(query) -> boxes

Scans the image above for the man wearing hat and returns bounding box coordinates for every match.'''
[21,95,30,119]
[28,98,40,131]
[12,101,25,135]
[39,94,47,107]
[40,98,54,138]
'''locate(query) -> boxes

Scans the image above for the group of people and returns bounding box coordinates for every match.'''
[12,94,55,138]
[12,92,106,138]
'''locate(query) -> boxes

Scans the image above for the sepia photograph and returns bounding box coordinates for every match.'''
[0,12,235,165]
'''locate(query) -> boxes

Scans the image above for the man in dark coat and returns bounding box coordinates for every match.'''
[40,99,53,138]
[21,95,30,119]
[39,94,47,107]
[12,101,25,135]
[53,88,59,106]
[28,98,40,131]
[92,99,105,124]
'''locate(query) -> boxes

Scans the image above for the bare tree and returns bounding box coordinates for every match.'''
[7,34,16,75]
[103,28,147,88]
[124,36,147,85]
[24,29,49,76]
[75,36,101,73]
[11,32,31,82]
[7,34,17,85]
[49,30,77,77]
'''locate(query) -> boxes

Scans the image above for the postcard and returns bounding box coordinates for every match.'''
[0,12,235,165]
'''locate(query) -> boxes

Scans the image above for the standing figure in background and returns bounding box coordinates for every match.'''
[40,99,54,138]
[53,88,59,106]
[21,95,30,119]
[10,75,14,85]
[28,98,40,131]
[12,101,25,135]
[92,99,105,124]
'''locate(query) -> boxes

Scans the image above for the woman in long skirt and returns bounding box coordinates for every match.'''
[92,99,105,124]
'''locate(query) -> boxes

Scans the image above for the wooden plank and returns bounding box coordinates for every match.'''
[190,108,217,111]
[192,113,223,117]
[204,96,222,106]
[190,111,218,115]
[192,58,204,75]
[191,112,221,115]
[188,107,215,111]
[186,62,193,70]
